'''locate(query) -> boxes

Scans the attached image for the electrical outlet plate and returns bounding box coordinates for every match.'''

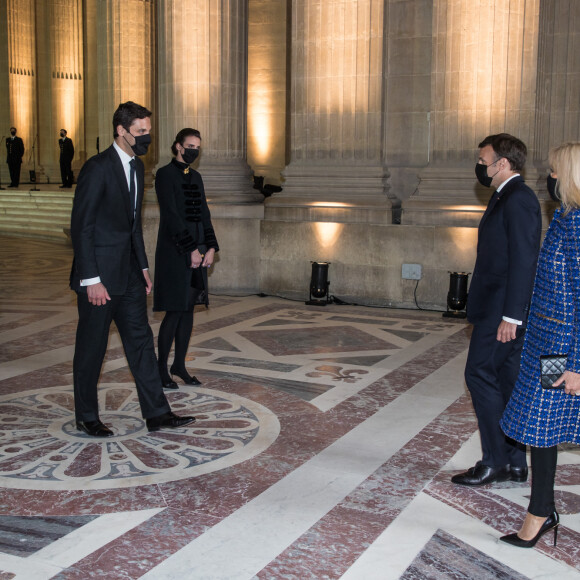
[402,263,422,280]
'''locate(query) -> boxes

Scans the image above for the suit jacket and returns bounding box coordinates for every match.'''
[6,136,24,162]
[466,175,541,327]
[59,137,74,162]
[69,144,148,295]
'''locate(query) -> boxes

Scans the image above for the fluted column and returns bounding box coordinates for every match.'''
[534,0,580,169]
[35,0,84,183]
[157,0,259,203]
[96,0,156,173]
[406,0,541,225]
[5,0,37,183]
[270,0,390,222]
[153,0,262,294]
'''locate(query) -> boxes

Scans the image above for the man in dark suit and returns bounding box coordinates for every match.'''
[6,127,24,187]
[58,129,74,188]
[70,101,195,437]
[452,133,541,486]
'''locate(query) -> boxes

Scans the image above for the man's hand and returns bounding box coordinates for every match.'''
[143,270,152,295]
[87,282,111,306]
[496,320,517,343]
[553,370,580,396]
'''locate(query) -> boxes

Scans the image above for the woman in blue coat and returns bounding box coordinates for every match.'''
[154,128,219,389]
[500,142,580,548]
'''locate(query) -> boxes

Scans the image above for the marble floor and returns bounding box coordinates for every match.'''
[1,236,579,579]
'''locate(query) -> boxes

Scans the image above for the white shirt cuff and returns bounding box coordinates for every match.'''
[502,316,522,326]
[80,276,101,286]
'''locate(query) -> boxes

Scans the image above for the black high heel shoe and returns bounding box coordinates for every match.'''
[170,365,202,385]
[500,511,559,548]
[159,366,178,389]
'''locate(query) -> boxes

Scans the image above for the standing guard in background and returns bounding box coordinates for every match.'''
[59,129,75,188]
[6,127,24,188]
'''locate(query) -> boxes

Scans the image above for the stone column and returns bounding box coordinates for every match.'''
[270,0,391,223]
[0,5,10,178]
[405,0,541,226]
[5,0,37,184]
[35,0,85,184]
[261,0,393,303]
[154,0,262,293]
[96,0,156,174]
[534,0,580,168]
[156,0,259,203]
[82,0,99,164]
[383,0,434,211]
[247,0,288,186]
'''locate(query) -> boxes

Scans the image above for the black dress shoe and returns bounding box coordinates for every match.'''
[162,379,179,390]
[146,412,196,432]
[510,465,529,482]
[451,461,510,486]
[170,365,202,385]
[500,511,559,548]
[76,420,114,437]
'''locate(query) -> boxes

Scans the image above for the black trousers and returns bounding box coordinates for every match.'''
[529,446,558,517]
[465,323,527,468]
[60,158,73,187]
[73,260,170,422]
[7,159,21,186]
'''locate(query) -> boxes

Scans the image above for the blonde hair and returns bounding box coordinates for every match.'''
[549,142,580,212]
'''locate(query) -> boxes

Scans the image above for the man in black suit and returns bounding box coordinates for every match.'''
[452,133,541,486]
[58,129,74,188]
[70,101,195,437]
[6,127,24,187]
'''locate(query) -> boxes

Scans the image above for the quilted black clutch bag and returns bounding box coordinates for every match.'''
[540,355,567,389]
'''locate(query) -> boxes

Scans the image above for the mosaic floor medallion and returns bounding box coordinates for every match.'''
[0,384,280,490]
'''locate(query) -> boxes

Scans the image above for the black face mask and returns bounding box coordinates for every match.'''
[60,133,65,139]
[181,148,199,165]
[547,174,559,202]
[123,130,151,156]
[10,130,16,136]
[475,159,500,188]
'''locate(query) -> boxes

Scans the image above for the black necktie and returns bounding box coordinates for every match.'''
[129,158,136,218]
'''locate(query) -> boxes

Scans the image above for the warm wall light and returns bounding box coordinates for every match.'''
[248,91,272,163]
[313,222,343,249]
[310,202,351,208]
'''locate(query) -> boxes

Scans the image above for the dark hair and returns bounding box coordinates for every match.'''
[171,128,202,156]
[112,101,152,137]
[9,127,16,132]
[60,129,67,135]
[478,133,527,171]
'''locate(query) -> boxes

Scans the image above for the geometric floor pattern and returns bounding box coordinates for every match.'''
[1,235,580,579]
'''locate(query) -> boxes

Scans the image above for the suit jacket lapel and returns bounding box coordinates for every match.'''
[132,159,145,231]
[478,176,522,231]
[108,146,133,223]
[479,192,499,232]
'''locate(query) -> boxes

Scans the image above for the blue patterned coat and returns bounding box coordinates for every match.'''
[501,207,580,446]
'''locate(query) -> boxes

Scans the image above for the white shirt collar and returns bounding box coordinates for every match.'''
[496,173,520,193]
[113,140,134,165]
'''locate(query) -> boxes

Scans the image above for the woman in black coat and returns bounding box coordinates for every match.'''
[154,128,219,388]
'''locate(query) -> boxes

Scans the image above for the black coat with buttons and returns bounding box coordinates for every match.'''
[153,159,219,312]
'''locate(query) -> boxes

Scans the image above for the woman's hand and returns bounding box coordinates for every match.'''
[553,370,580,396]
[190,249,203,268]
[202,248,215,268]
